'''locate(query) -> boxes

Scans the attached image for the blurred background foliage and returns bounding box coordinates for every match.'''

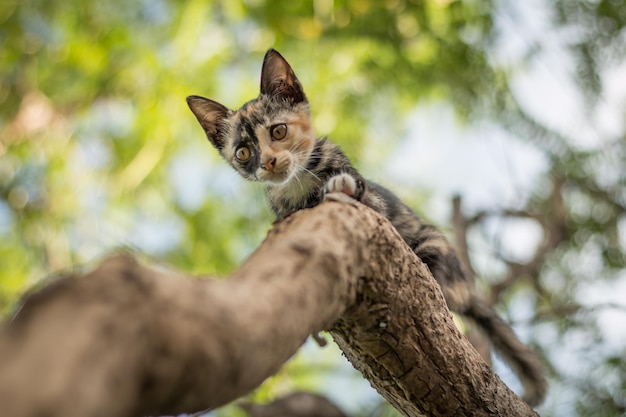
[1,0,625,416]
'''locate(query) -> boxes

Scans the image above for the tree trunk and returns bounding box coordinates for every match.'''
[0,198,538,417]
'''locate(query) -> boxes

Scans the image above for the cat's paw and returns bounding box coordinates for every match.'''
[325,173,357,196]
[323,173,365,201]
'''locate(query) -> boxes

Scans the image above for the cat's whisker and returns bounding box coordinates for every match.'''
[296,165,322,183]
[292,172,307,195]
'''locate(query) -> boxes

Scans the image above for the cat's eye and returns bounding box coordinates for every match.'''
[270,124,287,140]
[235,146,251,162]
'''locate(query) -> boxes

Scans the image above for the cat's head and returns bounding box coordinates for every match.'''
[187,49,315,185]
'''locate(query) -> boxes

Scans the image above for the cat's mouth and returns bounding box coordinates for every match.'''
[255,156,298,184]
[258,169,293,184]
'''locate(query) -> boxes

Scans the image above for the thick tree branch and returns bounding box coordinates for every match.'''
[0,199,537,417]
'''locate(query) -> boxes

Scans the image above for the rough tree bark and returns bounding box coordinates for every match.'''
[0,197,539,417]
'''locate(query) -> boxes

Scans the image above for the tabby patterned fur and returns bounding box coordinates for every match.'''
[187,49,547,406]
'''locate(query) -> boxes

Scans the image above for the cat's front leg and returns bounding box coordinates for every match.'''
[322,173,366,201]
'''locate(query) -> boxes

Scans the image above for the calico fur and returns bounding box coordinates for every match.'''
[187,49,547,406]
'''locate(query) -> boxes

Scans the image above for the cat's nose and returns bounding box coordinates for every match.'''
[261,157,277,172]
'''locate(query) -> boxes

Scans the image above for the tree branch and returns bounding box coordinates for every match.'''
[0,199,538,417]
[451,195,492,366]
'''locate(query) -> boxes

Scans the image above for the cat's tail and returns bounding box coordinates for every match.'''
[464,295,547,407]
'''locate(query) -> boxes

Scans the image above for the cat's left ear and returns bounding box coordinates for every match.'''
[187,95,232,150]
[260,49,307,104]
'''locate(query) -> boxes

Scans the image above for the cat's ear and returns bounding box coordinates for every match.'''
[260,49,306,104]
[186,95,232,150]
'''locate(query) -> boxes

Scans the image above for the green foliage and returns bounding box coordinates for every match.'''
[1,1,625,416]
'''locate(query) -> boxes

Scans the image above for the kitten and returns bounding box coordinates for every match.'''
[186,49,547,406]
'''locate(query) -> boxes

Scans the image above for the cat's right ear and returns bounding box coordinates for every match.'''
[186,95,232,150]
[260,49,306,104]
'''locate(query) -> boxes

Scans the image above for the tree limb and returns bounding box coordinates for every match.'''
[451,195,492,366]
[0,199,538,417]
